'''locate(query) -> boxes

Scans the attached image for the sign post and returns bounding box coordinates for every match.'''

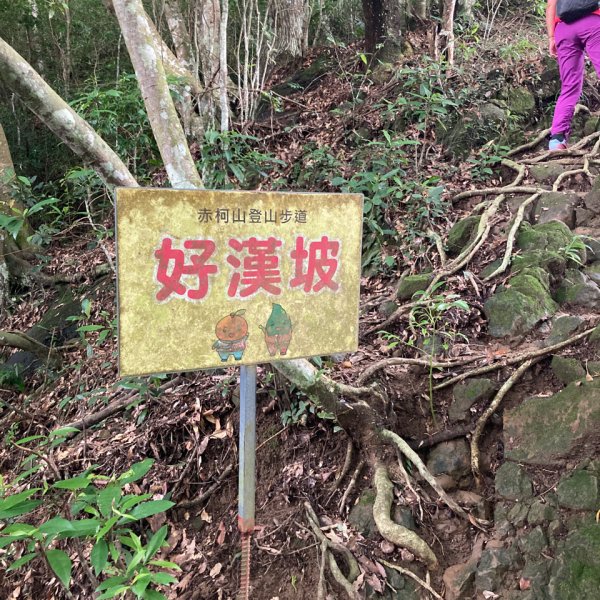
[116,188,363,597]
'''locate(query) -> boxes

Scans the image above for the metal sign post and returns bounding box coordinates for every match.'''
[238,364,256,600]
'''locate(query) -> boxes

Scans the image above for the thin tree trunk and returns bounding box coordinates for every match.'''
[219,0,230,132]
[164,0,193,68]
[112,0,203,189]
[0,37,136,187]
[272,0,310,60]
[440,0,456,65]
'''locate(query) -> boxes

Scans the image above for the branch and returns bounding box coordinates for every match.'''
[0,36,137,187]
[0,330,61,368]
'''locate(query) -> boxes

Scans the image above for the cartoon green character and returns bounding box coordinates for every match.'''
[260,303,292,356]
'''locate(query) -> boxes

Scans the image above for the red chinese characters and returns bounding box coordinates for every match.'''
[226,236,283,298]
[154,237,218,301]
[290,235,340,293]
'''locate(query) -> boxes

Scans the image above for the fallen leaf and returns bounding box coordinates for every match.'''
[209,562,222,578]
[519,577,531,590]
[380,540,395,554]
[201,509,212,523]
[216,521,226,545]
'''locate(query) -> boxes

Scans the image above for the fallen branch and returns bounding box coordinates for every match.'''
[176,464,234,509]
[433,326,596,391]
[0,330,61,368]
[470,358,537,486]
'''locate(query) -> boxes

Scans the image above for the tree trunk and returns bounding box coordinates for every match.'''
[439,0,456,65]
[112,0,203,189]
[164,0,193,69]
[362,0,406,59]
[272,0,310,61]
[0,37,137,187]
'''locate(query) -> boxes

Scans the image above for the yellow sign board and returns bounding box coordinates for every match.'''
[116,188,363,376]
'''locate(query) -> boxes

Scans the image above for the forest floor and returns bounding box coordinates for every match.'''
[2,27,600,600]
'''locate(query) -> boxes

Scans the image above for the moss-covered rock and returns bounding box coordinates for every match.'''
[484,268,557,338]
[516,221,574,254]
[518,526,549,557]
[504,380,600,465]
[527,499,558,526]
[449,378,495,422]
[556,470,598,510]
[551,355,586,384]
[584,261,600,286]
[502,86,536,118]
[446,215,481,255]
[549,524,600,600]
[545,315,584,346]
[511,250,566,286]
[528,162,574,185]
[495,462,533,500]
[426,440,471,480]
[396,273,432,301]
[348,489,378,538]
[554,268,600,309]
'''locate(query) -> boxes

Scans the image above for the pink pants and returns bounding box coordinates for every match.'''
[552,14,600,137]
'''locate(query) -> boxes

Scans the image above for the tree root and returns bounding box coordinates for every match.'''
[501,158,526,186]
[338,459,365,514]
[482,192,540,281]
[379,559,444,600]
[356,354,485,386]
[326,438,354,503]
[372,463,438,569]
[506,128,551,157]
[305,501,361,600]
[528,129,600,164]
[0,330,61,368]
[433,326,597,391]
[471,358,537,487]
[379,429,478,526]
[452,185,541,203]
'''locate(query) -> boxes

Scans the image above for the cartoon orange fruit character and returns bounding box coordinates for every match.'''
[259,303,292,356]
[212,309,249,362]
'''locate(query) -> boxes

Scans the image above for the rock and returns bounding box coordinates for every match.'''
[435,474,457,491]
[584,261,600,286]
[396,273,432,301]
[583,115,600,136]
[550,355,585,384]
[521,560,550,593]
[379,300,399,318]
[555,268,600,309]
[589,323,600,347]
[536,56,560,101]
[518,526,548,557]
[495,462,533,500]
[475,546,521,594]
[504,380,600,465]
[579,235,600,262]
[556,470,598,510]
[534,192,579,229]
[500,85,536,118]
[426,440,471,481]
[516,221,574,254]
[446,215,480,255]
[379,567,419,600]
[451,490,484,506]
[508,502,530,527]
[484,267,557,338]
[449,378,495,422]
[392,505,416,532]
[583,174,600,213]
[348,489,378,538]
[527,499,557,526]
[443,562,476,600]
[511,250,566,286]
[528,162,575,185]
[480,258,503,279]
[545,315,584,346]
[548,524,600,599]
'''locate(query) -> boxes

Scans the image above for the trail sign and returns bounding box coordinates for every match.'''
[116,188,363,377]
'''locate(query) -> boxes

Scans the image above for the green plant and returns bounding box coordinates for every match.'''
[0,457,177,599]
[466,144,510,182]
[196,129,285,190]
[67,298,116,358]
[560,235,590,266]
[383,283,469,424]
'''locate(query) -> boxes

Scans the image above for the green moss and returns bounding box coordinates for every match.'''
[516,221,573,253]
[396,273,433,301]
[551,355,586,385]
[446,215,481,255]
[511,250,566,283]
[556,471,598,510]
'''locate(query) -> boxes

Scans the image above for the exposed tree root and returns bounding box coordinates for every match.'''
[305,502,361,600]
[356,354,485,385]
[452,185,541,202]
[326,438,354,504]
[501,158,526,186]
[482,192,540,281]
[379,429,479,526]
[470,358,537,487]
[372,463,438,569]
[0,330,61,368]
[380,559,444,600]
[408,424,472,450]
[506,128,551,157]
[433,326,597,391]
[338,459,365,514]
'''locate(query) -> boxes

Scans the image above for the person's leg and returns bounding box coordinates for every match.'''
[580,15,600,75]
[551,22,585,141]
